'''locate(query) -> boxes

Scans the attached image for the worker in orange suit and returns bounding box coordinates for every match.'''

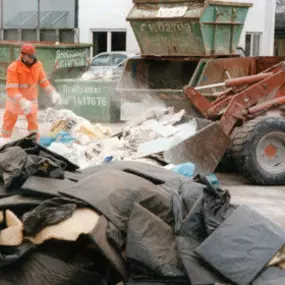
[1,43,61,142]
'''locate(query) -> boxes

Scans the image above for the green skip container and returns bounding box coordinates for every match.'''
[127,0,252,56]
[55,79,120,123]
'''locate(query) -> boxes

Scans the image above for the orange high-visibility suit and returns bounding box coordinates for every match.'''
[2,57,55,138]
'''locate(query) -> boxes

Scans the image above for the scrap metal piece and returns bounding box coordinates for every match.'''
[164,121,231,174]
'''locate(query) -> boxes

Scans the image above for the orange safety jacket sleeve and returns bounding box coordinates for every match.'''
[5,63,23,102]
[38,63,55,95]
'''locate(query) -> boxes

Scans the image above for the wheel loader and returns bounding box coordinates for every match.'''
[118,0,285,185]
[184,62,285,185]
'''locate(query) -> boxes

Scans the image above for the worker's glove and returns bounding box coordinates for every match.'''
[19,98,32,115]
[50,91,61,106]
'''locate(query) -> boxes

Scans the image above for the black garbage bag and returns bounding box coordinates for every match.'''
[178,175,236,242]
[61,169,173,232]
[28,155,65,179]
[252,267,285,285]
[22,197,86,236]
[194,174,236,236]
[126,203,184,278]
[0,147,37,190]
[1,133,79,172]
[176,236,231,285]
[0,241,34,268]
[162,178,206,234]
[0,146,68,190]
[196,205,285,285]
[0,252,107,285]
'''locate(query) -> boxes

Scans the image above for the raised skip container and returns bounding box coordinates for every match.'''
[127,0,252,56]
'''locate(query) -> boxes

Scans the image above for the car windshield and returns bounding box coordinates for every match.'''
[91,54,111,66]
[110,54,127,66]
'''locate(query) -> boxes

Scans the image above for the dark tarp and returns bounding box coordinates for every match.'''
[126,203,183,277]
[0,241,34,268]
[21,176,74,198]
[0,252,107,285]
[61,169,173,232]
[0,183,19,198]
[64,171,83,182]
[0,195,42,210]
[87,215,126,279]
[37,239,116,284]
[0,195,44,222]
[196,205,285,285]
[22,197,86,236]
[176,236,231,285]
[125,279,190,285]
[81,161,182,184]
[108,161,182,184]
[106,221,125,253]
[252,267,285,285]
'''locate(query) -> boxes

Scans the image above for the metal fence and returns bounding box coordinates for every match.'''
[0,0,78,42]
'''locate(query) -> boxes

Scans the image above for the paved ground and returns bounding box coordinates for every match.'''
[218,173,285,228]
[0,108,284,228]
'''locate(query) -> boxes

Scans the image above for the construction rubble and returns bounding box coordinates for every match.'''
[0,111,282,284]
[41,107,212,171]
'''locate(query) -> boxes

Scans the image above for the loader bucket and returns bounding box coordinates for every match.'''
[164,117,231,174]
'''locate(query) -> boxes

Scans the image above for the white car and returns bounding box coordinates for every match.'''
[81,51,136,81]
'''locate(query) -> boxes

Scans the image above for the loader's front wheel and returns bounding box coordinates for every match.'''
[232,116,285,185]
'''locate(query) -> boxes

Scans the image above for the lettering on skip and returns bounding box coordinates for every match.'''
[61,84,108,107]
[140,22,191,33]
[56,49,88,68]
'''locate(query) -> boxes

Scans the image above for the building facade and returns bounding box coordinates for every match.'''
[78,0,276,57]
[0,0,78,42]
[79,0,139,56]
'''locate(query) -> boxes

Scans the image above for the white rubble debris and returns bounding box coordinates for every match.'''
[43,107,197,169]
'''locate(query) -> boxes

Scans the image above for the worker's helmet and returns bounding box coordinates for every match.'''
[21,44,36,56]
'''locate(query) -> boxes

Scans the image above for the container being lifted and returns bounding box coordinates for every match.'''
[119,0,257,121]
[127,0,252,56]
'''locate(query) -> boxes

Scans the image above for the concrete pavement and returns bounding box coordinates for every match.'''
[218,173,285,228]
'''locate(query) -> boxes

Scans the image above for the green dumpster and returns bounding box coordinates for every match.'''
[55,79,120,123]
[0,41,92,108]
[127,0,252,56]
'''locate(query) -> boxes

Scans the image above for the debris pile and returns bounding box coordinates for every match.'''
[41,107,205,169]
[0,134,283,284]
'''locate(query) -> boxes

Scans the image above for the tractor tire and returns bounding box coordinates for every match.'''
[232,116,285,185]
